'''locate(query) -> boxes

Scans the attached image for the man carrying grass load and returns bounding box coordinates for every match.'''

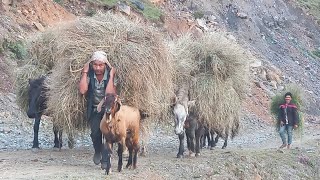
[278,92,299,149]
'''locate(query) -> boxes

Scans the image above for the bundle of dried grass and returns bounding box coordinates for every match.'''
[169,32,252,136]
[29,12,175,132]
[15,64,47,112]
[15,30,62,112]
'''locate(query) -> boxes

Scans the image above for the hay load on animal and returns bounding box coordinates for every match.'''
[16,12,175,170]
[169,33,252,156]
[16,58,74,150]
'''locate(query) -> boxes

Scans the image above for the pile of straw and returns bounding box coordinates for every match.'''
[17,12,175,133]
[169,32,251,137]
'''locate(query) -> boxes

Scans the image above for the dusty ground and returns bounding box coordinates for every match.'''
[1,93,320,180]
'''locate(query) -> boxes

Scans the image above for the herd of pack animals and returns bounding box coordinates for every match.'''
[27,76,232,174]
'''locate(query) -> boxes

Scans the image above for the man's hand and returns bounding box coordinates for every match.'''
[82,62,90,73]
[110,67,116,77]
[294,124,298,129]
[280,121,284,126]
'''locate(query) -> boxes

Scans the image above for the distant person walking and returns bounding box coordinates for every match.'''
[278,92,299,149]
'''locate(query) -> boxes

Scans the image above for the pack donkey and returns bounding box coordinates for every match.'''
[27,76,74,150]
[172,84,205,158]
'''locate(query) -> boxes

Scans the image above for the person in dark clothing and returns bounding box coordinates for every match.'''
[79,51,117,169]
[278,92,299,149]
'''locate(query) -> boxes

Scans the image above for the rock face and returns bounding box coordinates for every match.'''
[170,0,320,115]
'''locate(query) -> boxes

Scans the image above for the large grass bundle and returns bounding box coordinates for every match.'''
[15,30,63,112]
[270,84,304,132]
[26,12,175,132]
[15,65,47,112]
[169,33,251,135]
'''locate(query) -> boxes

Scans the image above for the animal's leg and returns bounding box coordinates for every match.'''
[103,142,113,175]
[32,118,41,148]
[200,134,204,149]
[214,134,219,145]
[126,146,133,168]
[132,142,140,169]
[121,137,128,157]
[222,135,228,149]
[206,131,211,149]
[186,133,191,151]
[177,133,185,158]
[58,129,63,150]
[209,130,215,149]
[195,128,202,157]
[187,131,195,157]
[117,143,123,172]
[67,132,75,149]
[53,126,59,148]
[139,141,147,157]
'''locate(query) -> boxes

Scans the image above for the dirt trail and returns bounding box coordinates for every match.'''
[1,92,320,179]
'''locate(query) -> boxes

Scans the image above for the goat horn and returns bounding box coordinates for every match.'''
[97,98,105,113]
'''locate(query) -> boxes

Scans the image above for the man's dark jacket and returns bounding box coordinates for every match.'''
[278,103,299,126]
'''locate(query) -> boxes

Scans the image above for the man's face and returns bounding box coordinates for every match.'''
[285,95,292,104]
[92,60,106,75]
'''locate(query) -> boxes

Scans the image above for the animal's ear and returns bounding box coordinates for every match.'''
[187,100,196,107]
[115,101,121,113]
[170,95,177,107]
[97,98,105,113]
[115,95,122,106]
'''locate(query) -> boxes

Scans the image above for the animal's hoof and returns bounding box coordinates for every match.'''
[53,144,62,149]
[222,146,226,149]
[31,148,39,153]
[195,153,200,157]
[126,164,132,169]
[177,154,183,158]
[189,153,195,157]
[32,144,39,149]
[105,168,111,175]
[52,147,61,152]
[68,141,75,149]
[139,151,147,157]
[118,165,123,172]
[139,146,147,157]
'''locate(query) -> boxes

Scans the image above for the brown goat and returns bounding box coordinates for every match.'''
[99,93,140,175]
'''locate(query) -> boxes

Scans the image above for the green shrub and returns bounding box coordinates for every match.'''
[312,49,320,58]
[193,11,204,19]
[3,39,27,60]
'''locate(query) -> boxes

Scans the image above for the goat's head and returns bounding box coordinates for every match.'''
[103,93,121,118]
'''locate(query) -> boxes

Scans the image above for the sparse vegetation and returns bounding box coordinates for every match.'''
[85,8,97,16]
[100,0,119,7]
[3,39,27,60]
[130,0,162,21]
[53,0,63,4]
[312,49,320,58]
[142,3,162,21]
[193,10,204,19]
[296,0,320,22]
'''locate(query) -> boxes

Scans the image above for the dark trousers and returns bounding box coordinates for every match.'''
[89,110,104,153]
